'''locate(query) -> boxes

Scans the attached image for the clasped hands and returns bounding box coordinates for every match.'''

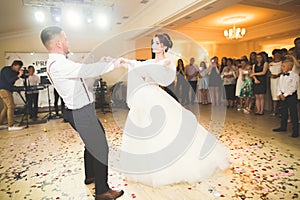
[100,56,133,69]
[101,56,171,69]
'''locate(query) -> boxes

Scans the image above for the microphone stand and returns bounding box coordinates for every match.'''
[19,75,29,128]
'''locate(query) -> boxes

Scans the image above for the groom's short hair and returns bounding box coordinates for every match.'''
[40,26,62,49]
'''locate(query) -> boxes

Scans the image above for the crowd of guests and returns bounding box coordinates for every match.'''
[170,37,300,127]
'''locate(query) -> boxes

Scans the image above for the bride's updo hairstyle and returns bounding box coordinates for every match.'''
[155,33,173,52]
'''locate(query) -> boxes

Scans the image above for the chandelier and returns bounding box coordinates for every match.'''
[223,24,246,39]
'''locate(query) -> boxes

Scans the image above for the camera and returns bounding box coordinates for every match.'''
[20,67,29,79]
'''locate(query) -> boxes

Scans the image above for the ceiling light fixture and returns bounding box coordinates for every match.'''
[223,24,246,39]
[223,16,247,40]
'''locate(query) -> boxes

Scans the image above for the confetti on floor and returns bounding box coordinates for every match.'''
[0,107,299,199]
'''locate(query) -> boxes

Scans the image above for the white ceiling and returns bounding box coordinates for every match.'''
[0,0,299,45]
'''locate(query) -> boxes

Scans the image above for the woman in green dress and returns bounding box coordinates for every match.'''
[240,64,253,114]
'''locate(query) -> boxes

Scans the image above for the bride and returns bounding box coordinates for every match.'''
[117,33,229,187]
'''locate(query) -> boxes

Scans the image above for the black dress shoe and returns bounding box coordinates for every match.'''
[84,177,95,185]
[291,134,299,138]
[95,189,124,200]
[272,128,287,132]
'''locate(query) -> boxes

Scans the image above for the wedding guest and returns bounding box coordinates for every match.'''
[251,52,269,115]
[26,65,40,120]
[269,49,282,116]
[236,58,248,111]
[249,52,257,66]
[220,57,227,73]
[288,47,300,122]
[273,57,299,138]
[198,61,209,105]
[208,56,222,106]
[234,59,242,69]
[175,59,187,103]
[241,55,248,60]
[281,48,288,59]
[221,58,236,108]
[240,63,253,114]
[293,37,300,61]
[186,57,199,104]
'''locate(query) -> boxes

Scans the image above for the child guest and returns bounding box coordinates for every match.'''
[240,64,253,114]
[273,58,299,138]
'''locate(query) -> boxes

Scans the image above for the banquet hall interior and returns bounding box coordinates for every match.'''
[0,0,300,199]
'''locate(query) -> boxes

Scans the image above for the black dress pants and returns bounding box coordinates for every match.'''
[279,92,299,136]
[64,103,109,195]
[188,80,197,103]
[26,93,39,118]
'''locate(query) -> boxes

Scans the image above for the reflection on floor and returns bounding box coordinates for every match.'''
[0,105,299,200]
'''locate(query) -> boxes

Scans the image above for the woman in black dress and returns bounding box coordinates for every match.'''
[175,59,187,103]
[250,52,269,115]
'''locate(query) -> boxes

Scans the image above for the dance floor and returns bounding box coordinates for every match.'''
[0,105,299,200]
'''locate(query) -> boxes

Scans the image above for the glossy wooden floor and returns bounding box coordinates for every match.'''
[0,104,299,200]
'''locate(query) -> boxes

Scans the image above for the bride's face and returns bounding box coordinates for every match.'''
[152,37,164,53]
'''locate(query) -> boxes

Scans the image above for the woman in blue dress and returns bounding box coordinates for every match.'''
[198,61,209,104]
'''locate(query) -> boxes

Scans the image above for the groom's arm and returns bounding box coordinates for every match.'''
[55,58,115,79]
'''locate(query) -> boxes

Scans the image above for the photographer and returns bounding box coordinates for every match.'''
[0,60,24,131]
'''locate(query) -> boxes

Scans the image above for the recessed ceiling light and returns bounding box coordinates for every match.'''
[66,9,82,27]
[34,11,45,22]
[97,14,109,28]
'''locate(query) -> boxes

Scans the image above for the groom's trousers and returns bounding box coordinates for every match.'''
[64,103,109,195]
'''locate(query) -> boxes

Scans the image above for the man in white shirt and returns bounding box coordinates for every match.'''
[40,26,124,200]
[185,57,199,104]
[26,65,40,120]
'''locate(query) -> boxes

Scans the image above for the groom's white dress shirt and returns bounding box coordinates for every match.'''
[46,53,114,109]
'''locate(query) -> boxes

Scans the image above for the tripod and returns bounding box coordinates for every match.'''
[19,78,29,128]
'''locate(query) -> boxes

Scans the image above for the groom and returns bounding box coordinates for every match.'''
[40,26,124,200]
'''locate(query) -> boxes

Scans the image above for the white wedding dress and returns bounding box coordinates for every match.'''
[120,57,229,187]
